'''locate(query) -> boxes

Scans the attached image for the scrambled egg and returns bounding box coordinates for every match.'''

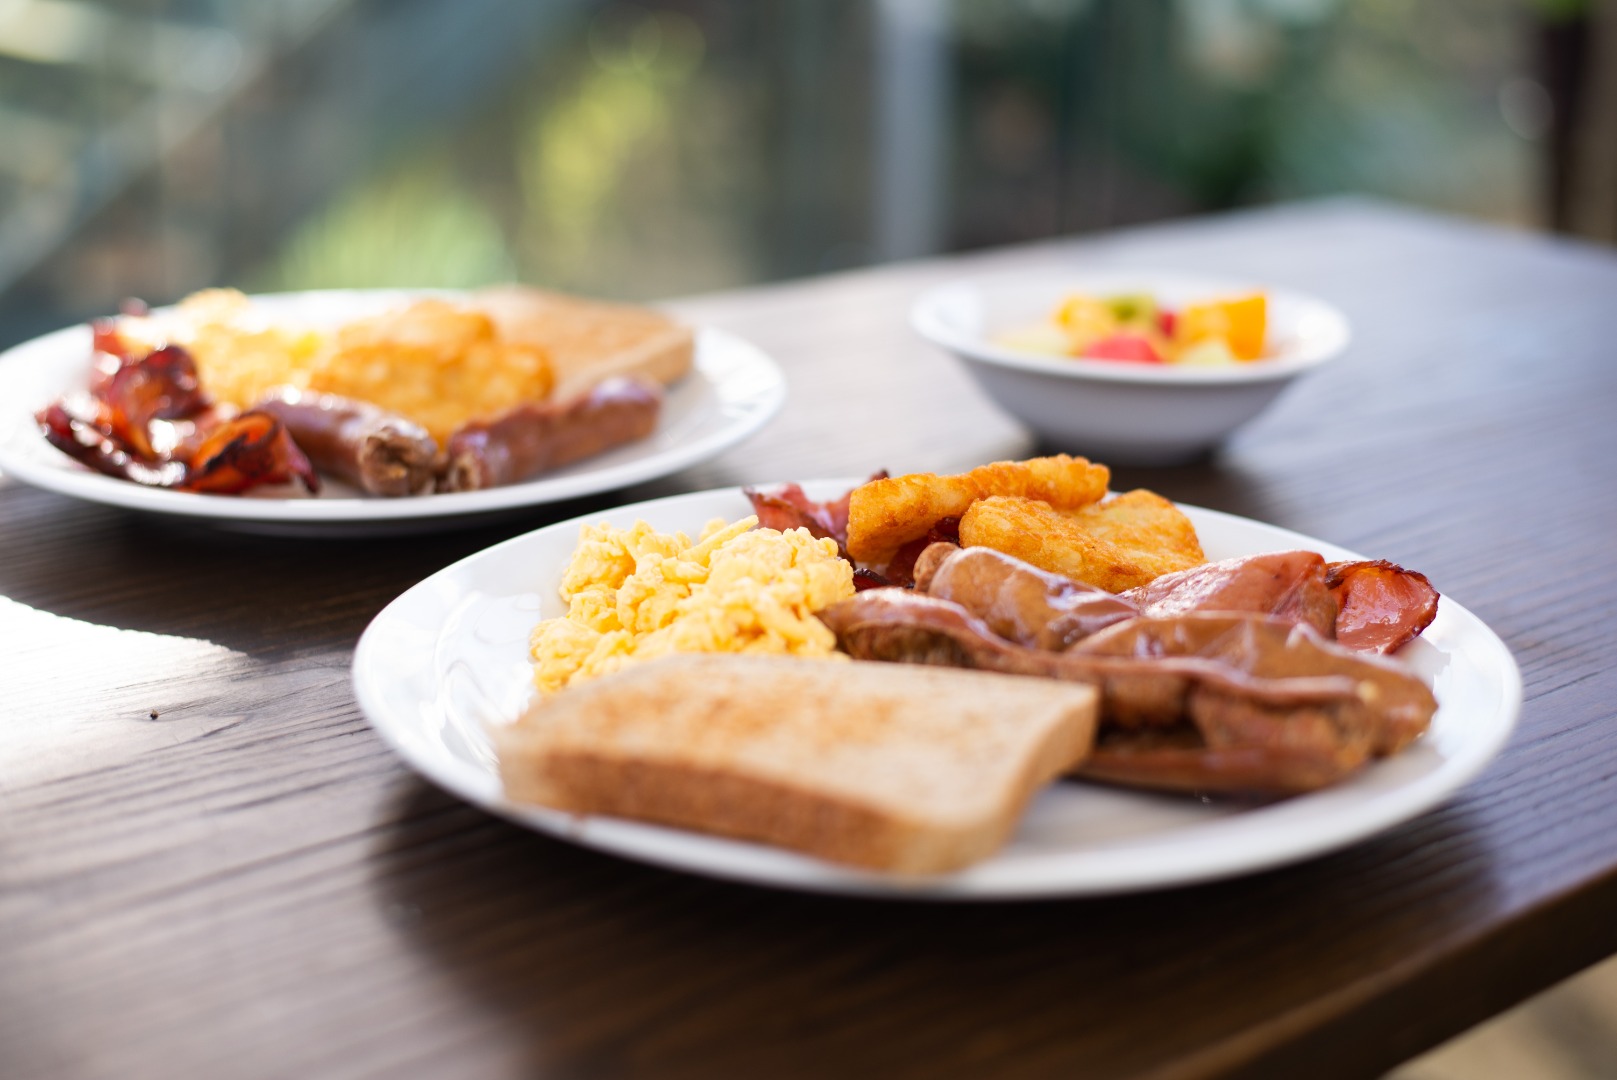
[118,289,553,443]
[531,515,855,694]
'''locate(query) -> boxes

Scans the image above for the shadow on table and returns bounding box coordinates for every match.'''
[0,442,1288,657]
[0,483,634,654]
[365,776,1510,1078]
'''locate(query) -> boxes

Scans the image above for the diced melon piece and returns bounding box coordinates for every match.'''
[1172,338,1240,367]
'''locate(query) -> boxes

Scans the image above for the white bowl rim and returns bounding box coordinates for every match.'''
[910,270,1351,387]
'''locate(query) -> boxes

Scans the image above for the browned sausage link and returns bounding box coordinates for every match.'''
[1078,726,1368,796]
[255,388,441,497]
[441,376,662,492]
[920,545,1138,650]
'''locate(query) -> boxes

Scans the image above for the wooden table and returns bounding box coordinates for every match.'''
[3,200,1614,1080]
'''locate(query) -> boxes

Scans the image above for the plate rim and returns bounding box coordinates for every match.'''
[0,291,786,526]
[353,481,1523,901]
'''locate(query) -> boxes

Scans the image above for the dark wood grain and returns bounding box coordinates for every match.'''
[3,199,1616,1080]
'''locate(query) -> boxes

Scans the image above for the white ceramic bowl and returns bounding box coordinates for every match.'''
[911,270,1351,465]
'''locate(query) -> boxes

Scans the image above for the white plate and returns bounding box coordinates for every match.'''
[0,290,786,535]
[353,482,1522,900]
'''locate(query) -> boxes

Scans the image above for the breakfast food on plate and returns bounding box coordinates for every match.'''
[35,286,693,497]
[910,545,1437,668]
[36,338,320,495]
[820,505,1437,797]
[305,298,557,444]
[256,387,440,497]
[495,654,1098,874]
[440,376,661,492]
[819,590,1436,795]
[1071,615,1432,792]
[529,514,855,694]
[997,289,1269,366]
[505,454,1443,872]
[845,455,1109,566]
[958,490,1204,592]
[1323,559,1441,654]
[117,288,326,408]
[116,289,560,439]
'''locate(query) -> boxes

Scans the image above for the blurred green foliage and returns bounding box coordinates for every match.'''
[0,0,1546,317]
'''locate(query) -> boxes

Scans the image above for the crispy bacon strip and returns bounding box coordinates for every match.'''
[904,544,1440,657]
[93,344,207,458]
[1326,560,1440,654]
[882,516,961,588]
[39,331,318,496]
[180,411,319,495]
[851,568,891,592]
[37,402,187,487]
[1123,551,1338,639]
[441,376,661,492]
[88,318,134,392]
[745,484,836,536]
[743,471,887,547]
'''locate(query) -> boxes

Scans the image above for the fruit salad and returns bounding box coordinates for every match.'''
[998,291,1268,367]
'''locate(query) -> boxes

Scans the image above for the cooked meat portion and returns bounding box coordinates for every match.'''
[256,387,440,496]
[1326,559,1441,654]
[909,540,960,594]
[817,591,1437,794]
[1072,614,1434,756]
[440,375,661,492]
[1083,723,1369,796]
[742,471,887,557]
[912,545,1436,661]
[917,544,1137,650]
[1123,550,1337,638]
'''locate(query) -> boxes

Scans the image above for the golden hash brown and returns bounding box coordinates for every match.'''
[118,289,328,410]
[307,299,554,444]
[845,455,1109,565]
[958,490,1204,592]
[1060,489,1204,565]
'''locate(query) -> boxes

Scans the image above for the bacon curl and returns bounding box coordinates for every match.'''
[37,334,318,496]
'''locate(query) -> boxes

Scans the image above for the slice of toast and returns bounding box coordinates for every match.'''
[472,285,695,401]
[494,655,1098,874]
